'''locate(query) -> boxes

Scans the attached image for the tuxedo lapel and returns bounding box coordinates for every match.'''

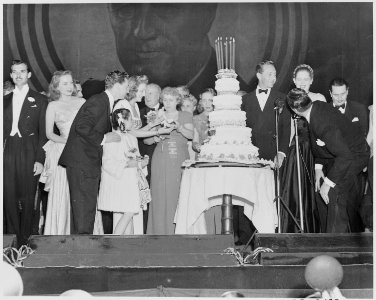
[18,91,32,126]
[105,93,112,131]
[4,94,13,124]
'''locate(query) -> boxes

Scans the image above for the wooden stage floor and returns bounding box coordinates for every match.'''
[3,233,374,297]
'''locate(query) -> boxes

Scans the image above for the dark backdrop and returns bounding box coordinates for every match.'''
[3,2,372,106]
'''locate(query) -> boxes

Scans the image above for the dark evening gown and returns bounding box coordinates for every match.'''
[280,117,321,233]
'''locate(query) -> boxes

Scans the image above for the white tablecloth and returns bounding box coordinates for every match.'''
[174,167,278,234]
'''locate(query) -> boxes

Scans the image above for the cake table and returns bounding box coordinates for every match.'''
[174,162,278,234]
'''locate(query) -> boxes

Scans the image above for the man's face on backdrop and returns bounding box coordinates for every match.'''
[108,3,216,87]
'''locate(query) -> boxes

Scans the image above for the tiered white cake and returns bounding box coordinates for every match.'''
[198,70,260,163]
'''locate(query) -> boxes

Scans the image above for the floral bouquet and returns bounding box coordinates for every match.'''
[161,118,176,128]
[126,147,142,160]
[145,110,158,124]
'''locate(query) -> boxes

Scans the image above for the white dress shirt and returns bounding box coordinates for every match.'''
[10,85,29,137]
[334,102,346,114]
[256,86,270,111]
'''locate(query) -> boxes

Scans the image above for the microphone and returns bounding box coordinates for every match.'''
[274,97,285,114]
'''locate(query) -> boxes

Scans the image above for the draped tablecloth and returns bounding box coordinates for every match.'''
[174,167,278,234]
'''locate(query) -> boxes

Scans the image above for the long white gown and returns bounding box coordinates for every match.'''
[41,108,80,235]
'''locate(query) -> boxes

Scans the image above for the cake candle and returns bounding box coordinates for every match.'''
[219,37,223,70]
[225,37,228,69]
[229,38,232,70]
[232,38,235,70]
[215,39,219,70]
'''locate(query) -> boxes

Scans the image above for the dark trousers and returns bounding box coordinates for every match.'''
[4,136,40,245]
[66,166,100,234]
[101,211,113,234]
[233,206,256,244]
[317,156,369,233]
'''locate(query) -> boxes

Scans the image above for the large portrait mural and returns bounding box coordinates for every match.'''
[3,2,372,105]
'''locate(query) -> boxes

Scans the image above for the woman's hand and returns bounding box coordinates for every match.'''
[192,142,201,153]
[141,155,149,168]
[127,159,138,168]
[159,127,174,135]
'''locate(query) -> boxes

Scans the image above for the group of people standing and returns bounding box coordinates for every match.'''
[3,58,372,246]
[239,61,371,245]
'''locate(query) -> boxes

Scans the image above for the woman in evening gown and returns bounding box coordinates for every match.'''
[147,87,193,234]
[280,64,326,233]
[41,70,85,234]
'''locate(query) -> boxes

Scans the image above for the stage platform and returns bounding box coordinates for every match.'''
[5,233,374,297]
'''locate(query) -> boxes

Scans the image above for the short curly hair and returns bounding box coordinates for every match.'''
[105,70,129,89]
[125,75,149,101]
[286,88,312,113]
[160,87,182,106]
[112,108,131,131]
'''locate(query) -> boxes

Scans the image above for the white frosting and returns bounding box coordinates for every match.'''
[213,94,242,110]
[215,78,240,94]
[199,144,259,163]
[209,110,246,128]
[196,73,263,165]
[209,127,252,145]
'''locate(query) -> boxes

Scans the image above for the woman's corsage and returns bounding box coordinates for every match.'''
[145,110,158,124]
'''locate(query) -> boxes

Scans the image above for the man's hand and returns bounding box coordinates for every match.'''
[315,169,325,191]
[319,182,331,204]
[105,132,121,143]
[274,153,285,168]
[33,162,44,176]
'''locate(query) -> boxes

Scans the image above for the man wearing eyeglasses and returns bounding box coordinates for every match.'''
[59,71,127,234]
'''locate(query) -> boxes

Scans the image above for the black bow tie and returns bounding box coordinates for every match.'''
[336,104,346,110]
[258,89,268,94]
[150,107,157,111]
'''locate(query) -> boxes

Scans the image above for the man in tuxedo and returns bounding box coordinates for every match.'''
[329,78,369,136]
[3,59,48,245]
[328,77,369,230]
[139,83,162,183]
[236,60,290,243]
[139,83,162,232]
[59,70,129,234]
[287,88,369,233]
[241,60,291,162]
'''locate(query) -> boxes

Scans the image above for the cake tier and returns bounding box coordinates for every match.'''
[215,78,239,94]
[213,94,242,110]
[208,127,252,145]
[209,110,246,128]
[198,144,259,163]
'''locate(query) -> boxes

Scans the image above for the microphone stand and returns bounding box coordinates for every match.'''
[274,104,303,233]
[240,102,302,255]
[293,115,305,232]
[274,106,282,233]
